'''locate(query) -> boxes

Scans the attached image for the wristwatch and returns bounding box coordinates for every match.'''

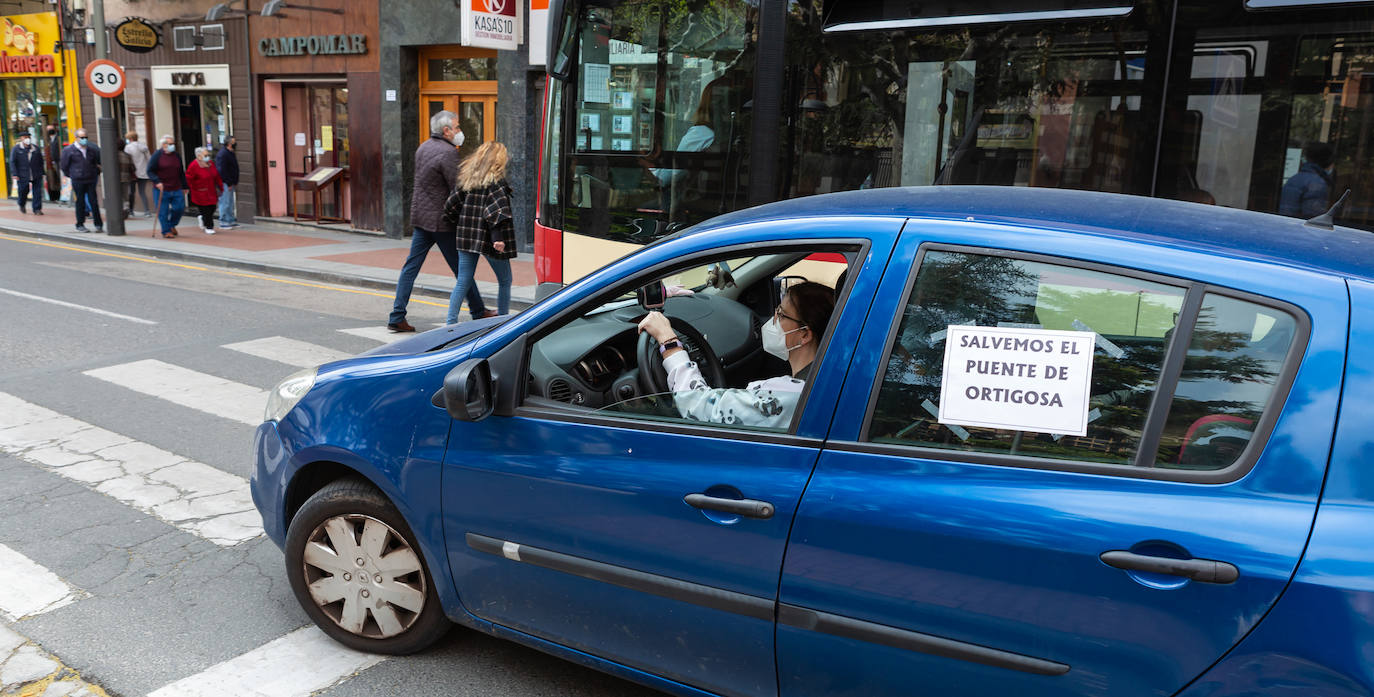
[658,337,683,356]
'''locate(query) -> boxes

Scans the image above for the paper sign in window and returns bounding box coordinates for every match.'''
[938,325,1097,437]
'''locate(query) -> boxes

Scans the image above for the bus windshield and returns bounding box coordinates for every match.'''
[555,0,754,247]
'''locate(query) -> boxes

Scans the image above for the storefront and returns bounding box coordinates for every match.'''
[379,0,542,242]
[249,3,380,229]
[0,11,82,192]
[76,16,254,222]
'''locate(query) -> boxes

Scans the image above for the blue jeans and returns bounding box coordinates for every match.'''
[448,251,511,324]
[17,178,40,212]
[72,179,101,227]
[156,188,185,235]
[390,227,487,325]
[217,185,236,225]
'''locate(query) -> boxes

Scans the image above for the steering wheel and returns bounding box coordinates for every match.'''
[637,315,728,396]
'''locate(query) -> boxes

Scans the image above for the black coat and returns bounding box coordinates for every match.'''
[215,146,239,186]
[60,143,101,183]
[9,143,42,181]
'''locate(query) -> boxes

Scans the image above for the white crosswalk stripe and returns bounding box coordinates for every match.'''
[146,626,385,697]
[338,326,410,344]
[84,359,267,426]
[224,336,352,368]
[0,392,262,546]
[0,543,84,621]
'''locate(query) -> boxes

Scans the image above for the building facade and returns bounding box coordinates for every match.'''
[247,0,381,229]
[379,0,542,245]
[74,3,255,223]
[0,7,83,191]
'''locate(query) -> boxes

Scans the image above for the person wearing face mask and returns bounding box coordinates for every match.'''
[59,128,102,232]
[10,132,45,215]
[1280,142,1335,218]
[145,135,187,238]
[185,146,225,234]
[386,109,492,332]
[637,280,836,429]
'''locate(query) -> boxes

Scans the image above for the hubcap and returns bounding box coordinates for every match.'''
[302,514,427,639]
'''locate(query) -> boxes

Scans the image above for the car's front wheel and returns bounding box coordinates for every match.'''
[284,477,451,654]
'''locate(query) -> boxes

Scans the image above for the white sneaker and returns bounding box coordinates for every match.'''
[205,227,216,235]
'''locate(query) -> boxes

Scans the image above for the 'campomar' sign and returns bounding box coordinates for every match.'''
[937,325,1097,437]
[258,34,366,57]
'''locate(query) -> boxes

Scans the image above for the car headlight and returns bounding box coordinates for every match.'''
[264,368,317,422]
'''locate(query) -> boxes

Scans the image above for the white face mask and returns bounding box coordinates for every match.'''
[761,316,805,361]
[450,128,465,148]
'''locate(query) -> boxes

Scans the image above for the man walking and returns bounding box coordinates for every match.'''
[59,128,102,232]
[145,134,187,239]
[10,131,44,215]
[44,124,61,203]
[214,135,240,228]
[387,110,491,332]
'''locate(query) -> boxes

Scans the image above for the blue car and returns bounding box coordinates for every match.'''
[252,187,1372,697]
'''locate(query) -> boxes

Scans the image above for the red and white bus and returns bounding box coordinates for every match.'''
[535,0,1374,284]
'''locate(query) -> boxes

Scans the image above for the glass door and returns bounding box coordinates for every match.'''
[423,94,497,159]
[283,83,349,221]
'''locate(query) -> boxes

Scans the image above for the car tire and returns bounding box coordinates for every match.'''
[284,476,451,655]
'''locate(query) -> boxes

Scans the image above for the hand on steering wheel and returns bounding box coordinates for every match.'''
[635,312,727,396]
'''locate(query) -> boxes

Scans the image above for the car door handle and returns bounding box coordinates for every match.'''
[1100,550,1239,584]
[684,493,775,519]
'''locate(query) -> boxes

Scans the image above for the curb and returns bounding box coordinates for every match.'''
[1,224,534,311]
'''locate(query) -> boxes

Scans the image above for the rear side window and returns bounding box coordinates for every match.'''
[866,249,1300,474]
[868,250,1185,464]
[1154,294,1298,469]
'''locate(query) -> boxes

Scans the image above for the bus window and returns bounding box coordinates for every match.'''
[787,1,1171,199]
[1159,2,1374,231]
[563,0,755,247]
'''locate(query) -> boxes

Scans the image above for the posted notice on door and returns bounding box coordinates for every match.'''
[938,325,1096,437]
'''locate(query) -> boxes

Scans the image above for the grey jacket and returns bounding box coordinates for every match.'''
[410,136,462,234]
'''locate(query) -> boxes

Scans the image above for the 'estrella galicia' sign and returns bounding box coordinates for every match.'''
[114,18,159,53]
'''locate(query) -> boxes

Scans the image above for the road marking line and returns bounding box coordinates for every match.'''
[224,337,351,368]
[339,326,411,344]
[0,286,157,325]
[83,360,267,427]
[0,543,84,621]
[0,393,262,546]
[0,232,448,306]
[146,626,384,697]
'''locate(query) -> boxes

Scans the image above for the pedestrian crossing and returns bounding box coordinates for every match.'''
[0,326,413,697]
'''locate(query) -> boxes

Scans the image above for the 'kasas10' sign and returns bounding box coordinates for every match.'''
[460,0,522,51]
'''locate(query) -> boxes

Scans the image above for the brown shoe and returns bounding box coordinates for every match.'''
[387,321,416,333]
[476,310,500,319]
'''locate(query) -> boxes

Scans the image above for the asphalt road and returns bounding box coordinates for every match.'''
[0,233,664,697]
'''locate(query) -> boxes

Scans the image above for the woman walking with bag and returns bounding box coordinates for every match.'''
[185,146,224,235]
[446,141,517,324]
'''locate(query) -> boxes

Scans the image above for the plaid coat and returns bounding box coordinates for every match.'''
[453,179,517,259]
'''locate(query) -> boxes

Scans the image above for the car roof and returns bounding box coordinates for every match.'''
[694,187,1374,282]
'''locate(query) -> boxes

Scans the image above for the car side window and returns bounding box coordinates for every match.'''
[524,250,851,434]
[1154,294,1297,469]
[867,250,1186,465]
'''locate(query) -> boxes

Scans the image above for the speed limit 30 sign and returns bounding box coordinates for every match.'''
[84,59,126,98]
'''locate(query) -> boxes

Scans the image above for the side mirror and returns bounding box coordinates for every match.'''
[443,358,495,422]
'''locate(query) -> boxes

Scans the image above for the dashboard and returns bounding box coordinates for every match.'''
[527,293,760,409]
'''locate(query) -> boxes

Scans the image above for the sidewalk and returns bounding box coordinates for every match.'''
[0,198,538,309]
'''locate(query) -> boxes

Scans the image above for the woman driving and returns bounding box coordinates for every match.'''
[637,281,835,429]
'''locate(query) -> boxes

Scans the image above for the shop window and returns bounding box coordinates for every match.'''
[200,24,224,50]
